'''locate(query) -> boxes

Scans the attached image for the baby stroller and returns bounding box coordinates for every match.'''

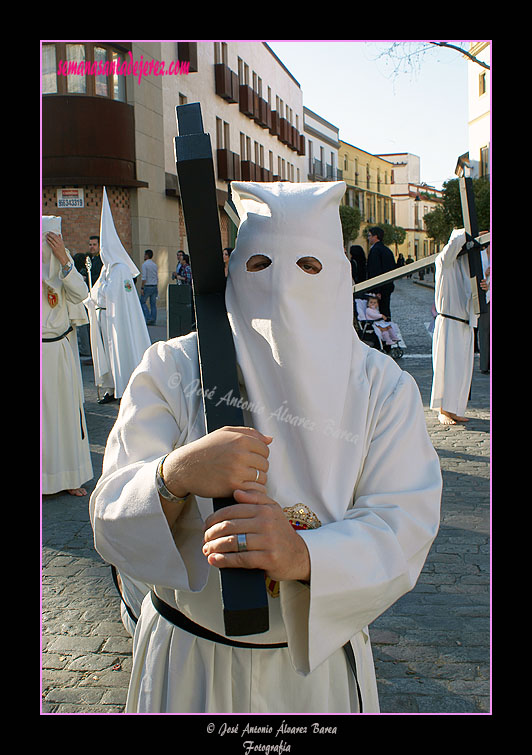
[353,294,405,360]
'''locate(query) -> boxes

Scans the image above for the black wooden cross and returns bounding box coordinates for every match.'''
[458,176,489,316]
[174,102,269,637]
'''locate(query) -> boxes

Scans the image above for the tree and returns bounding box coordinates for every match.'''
[423,205,453,245]
[339,204,361,249]
[423,176,490,243]
[365,221,406,256]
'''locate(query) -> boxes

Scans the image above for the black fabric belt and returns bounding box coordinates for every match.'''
[151,591,288,649]
[151,590,363,711]
[108,576,363,712]
[437,312,469,325]
[42,325,73,343]
[110,565,139,626]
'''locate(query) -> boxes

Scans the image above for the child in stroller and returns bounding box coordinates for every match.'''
[354,292,404,359]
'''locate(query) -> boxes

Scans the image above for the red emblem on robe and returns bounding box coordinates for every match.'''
[47,289,58,308]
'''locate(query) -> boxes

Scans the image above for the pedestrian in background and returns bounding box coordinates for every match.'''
[140,249,159,325]
[349,245,366,283]
[171,250,186,284]
[223,247,233,277]
[180,253,192,285]
[73,235,103,360]
[366,227,396,318]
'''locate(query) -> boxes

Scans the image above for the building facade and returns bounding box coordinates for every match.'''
[338,140,393,250]
[303,107,341,182]
[377,152,443,260]
[42,41,306,305]
[466,42,490,179]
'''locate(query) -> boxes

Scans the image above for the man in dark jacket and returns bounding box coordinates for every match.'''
[366,227,396,318]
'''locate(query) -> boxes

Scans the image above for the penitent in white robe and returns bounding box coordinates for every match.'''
[84,187,151,400]
[430,229,478,417]
[85,263,151,399]
[90,333,442,714]
[42,251,93,494]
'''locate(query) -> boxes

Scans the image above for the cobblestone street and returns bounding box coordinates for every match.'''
[41,276,490,714]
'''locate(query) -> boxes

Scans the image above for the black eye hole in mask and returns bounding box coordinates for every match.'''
[246,254,272,272]
[296,256,322,275]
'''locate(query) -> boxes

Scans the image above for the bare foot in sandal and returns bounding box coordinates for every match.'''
[438,410,469,425]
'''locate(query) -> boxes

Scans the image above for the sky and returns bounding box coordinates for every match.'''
[267,40,469,190]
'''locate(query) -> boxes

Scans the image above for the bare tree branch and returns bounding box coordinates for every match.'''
[368,41,490,82]
[429,41,490,69]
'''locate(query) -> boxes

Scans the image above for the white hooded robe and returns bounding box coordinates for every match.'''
[85,188,151,399]
[430,228,477,417]
[42,216,93,494]
[90,182,442,713]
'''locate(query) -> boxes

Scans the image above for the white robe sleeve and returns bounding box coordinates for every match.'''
[280,369,442,674]
[60,251,89,305]
[89,339,209,593]
[439,228,467,269]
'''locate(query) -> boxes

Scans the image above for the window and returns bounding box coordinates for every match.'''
[66,44,86,93]
[217,120,230,150]
[224,122,230,151]
[94,46,108,96]
[113,51,126,102]
[42,42,128,102]
[42,44,57,93]
[480,146,489,177]
[214,42,227,65]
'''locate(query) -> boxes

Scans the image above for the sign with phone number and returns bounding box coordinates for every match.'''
[57,188,84,208]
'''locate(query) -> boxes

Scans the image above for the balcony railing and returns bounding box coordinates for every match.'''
[308,159,342,181]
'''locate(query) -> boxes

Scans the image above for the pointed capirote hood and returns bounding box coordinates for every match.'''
[225,181,369,525]
[99,187,140,277]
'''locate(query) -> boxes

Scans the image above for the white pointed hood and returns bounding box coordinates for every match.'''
[99,187,139,277]
[226,181,369,524]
